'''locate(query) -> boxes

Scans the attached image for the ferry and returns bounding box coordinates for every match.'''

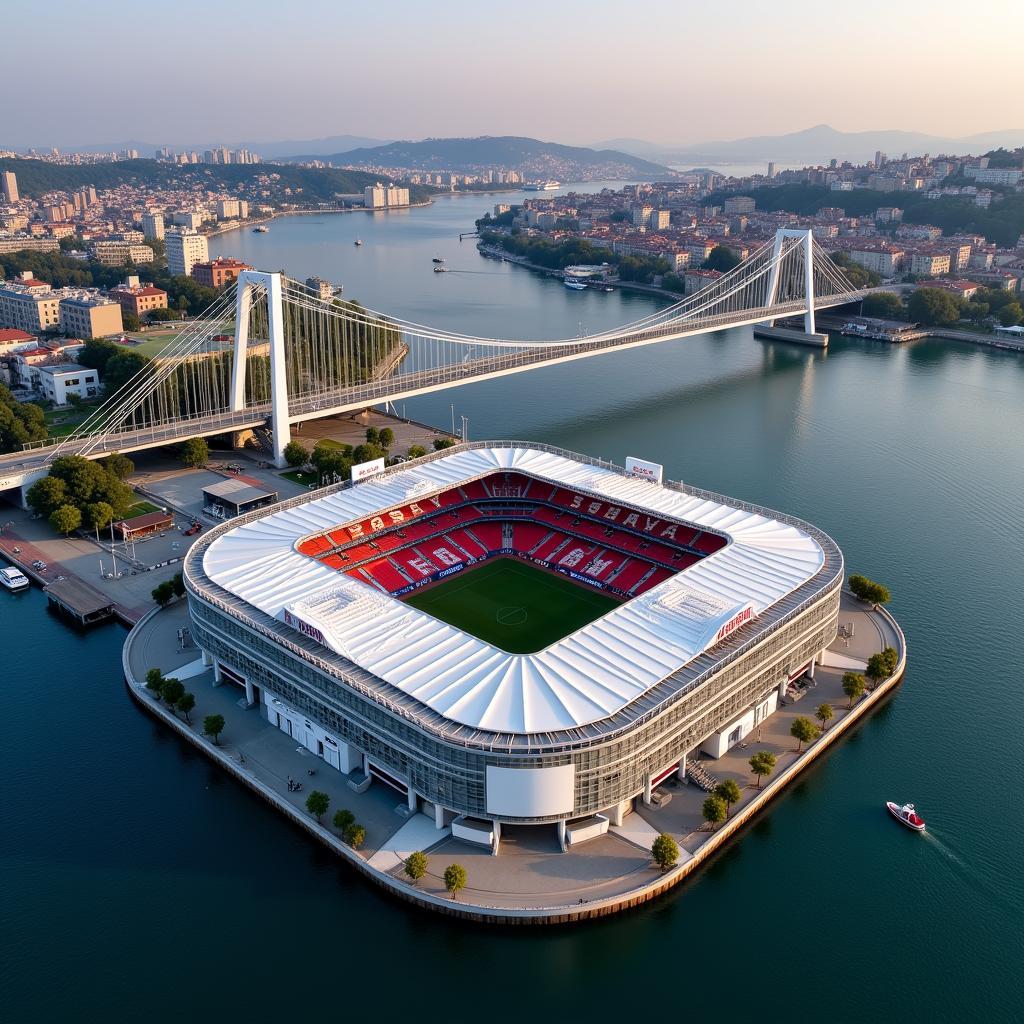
[432,256,446,264]
[252,224,269,233]
[887,801,926,832]
[354,239,364,246]
[1,565,30,592]
[433,266,449,273]
[523,181,560,191]
[564,279,587,291]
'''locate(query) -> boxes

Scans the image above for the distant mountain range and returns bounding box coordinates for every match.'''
[592,124,1024,166]
[304,136,676,181]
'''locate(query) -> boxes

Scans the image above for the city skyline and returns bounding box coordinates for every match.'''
[4,0,1022,151]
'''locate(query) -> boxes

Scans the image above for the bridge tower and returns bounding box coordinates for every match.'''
[764,228,817,334]
[231,270,292,467]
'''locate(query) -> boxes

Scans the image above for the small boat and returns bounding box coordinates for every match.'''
[886,801,925,832]
[603,286,615,292]
[433,266,448,273]
[354,239,364,246]
[1,565,30,591]
[432,256,446,264]
[252,224,269,233]
[564,279,587,290]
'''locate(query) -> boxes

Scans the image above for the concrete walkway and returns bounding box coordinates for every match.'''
[124,590,904,917]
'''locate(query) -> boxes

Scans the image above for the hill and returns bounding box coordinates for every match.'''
[593,124,1024,167]
[312,136,676,181]
[0,158,426,205]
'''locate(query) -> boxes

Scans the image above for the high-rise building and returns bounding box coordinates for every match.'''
[141,212,165,241]
[767,162,776,178]
[165,230,209,277]
[1,170,18,203]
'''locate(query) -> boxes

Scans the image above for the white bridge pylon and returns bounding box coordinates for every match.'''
[26,229,859,473]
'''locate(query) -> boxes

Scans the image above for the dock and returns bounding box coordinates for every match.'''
[752,324,830,348]
[44,577,116,626]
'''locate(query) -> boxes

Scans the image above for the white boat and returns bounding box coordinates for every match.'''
[1,565,30,591]
[252,225,269,233]
[886,801,926,832]
[433,266,449,273]
[564,279,587,290]
[524,181,560,191]
[354,239,364,246]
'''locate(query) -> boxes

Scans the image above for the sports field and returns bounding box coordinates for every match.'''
[403,557,620,653]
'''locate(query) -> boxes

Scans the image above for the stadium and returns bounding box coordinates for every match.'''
[184,442,843,849]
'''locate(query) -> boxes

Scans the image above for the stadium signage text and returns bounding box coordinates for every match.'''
[344,496,445,539]
[625,456,664,484]
[566,494,692,542]
[714,605,755,643]
[351,457,386,483]
[282,609,326,645]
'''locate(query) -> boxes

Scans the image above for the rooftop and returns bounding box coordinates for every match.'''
[201,445,826,736]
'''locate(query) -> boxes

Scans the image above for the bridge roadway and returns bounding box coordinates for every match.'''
[0,294,861,491]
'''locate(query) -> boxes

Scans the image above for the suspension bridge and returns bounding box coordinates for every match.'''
[0,229,861,492]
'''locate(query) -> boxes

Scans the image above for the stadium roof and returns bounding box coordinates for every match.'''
[203,446,824,735]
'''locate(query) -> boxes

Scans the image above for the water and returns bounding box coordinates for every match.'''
[4,192,1024,1022]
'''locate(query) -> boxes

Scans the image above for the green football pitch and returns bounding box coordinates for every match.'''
[403,558,621,653]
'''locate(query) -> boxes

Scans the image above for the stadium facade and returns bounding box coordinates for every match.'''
[184,442,843,846]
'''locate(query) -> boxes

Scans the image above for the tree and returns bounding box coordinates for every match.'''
[377,427,394,450]
[122,310,142,332]
[714,778,743,818]
[842,672,866,709]
[178,437,208,467]
[203,713,225,744]
[865,652,890,688]
[152,580,175,606]
[145,667,164,696]
[171,571,185,598]
[702,794,727,830]
[352,442,385,464]
[443,863,468,899]
[347,824,366,850]
[703,245,741,272]
[305,790,330,823]
[333,808,355,834]
[27,476,68,517]
[406,444,427,459]
[50,503,82,535]
[998,302,1023,327]
[908,287,962,327]
[790,716,819,752]
[364,426,379,445]
[749,750,777,789]
[881,646,899,675]
[848,574,890,607]
[861,291,905,319]
[283,440,309,467]
[83,500,114,534]
[161,677,184,709]
[100,453,135,480]
[651,832,680,870]
[176,691,195,723]
[404,850,428,884]
[433,437,455,450]
[816,703,834,732]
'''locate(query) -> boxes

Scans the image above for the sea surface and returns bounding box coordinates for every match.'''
[3,189,1023,1022]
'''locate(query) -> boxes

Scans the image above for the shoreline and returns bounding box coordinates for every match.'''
[123,593,906,925]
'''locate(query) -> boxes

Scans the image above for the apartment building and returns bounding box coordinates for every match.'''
[0,277,62,332]
[108,276,169,318]
[141,213,165,240]
[848,245,904,277]
[190,256,252,288]
[91,241,155,266]
[166,230,209,277]
[910,252,951,277]
[58,291,124,338]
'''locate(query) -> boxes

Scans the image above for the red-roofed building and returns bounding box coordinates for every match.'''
[191,257,252,289]
[108,275,168,318]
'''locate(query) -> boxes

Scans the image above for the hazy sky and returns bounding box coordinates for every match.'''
[4,0,1021,148]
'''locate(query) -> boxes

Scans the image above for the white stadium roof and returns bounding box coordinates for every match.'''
[202,446,824,735]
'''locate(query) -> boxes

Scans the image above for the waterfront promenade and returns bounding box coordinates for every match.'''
[124,590,904,922]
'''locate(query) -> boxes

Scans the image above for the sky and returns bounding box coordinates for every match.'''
[3,0,1022,150]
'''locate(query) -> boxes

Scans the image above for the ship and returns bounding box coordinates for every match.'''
[252,224,269,233]
[433,266,449,273]
[432,256,446,263]
[354,239,364,246]
[564,279,587,290]
[523,181,560,191]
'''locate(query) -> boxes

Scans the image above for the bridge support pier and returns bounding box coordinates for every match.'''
[232,270,292,468]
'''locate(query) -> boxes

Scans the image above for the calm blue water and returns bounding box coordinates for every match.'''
[2,191,1022,1022]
